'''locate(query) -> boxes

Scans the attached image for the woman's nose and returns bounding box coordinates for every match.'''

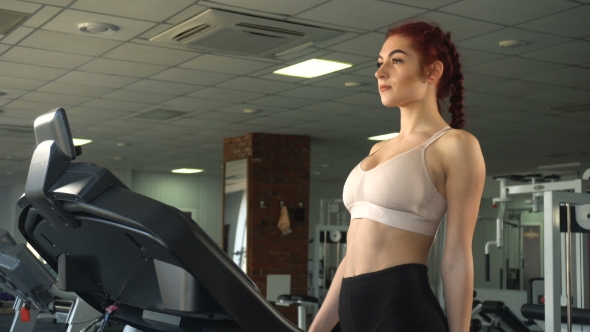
[375,65,387,79]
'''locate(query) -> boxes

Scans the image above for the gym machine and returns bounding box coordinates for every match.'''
[16,108,303,331]
[0,228,102,332]
[485,174,590,331]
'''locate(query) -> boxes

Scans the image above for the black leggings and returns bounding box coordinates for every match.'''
[338,263,449,332]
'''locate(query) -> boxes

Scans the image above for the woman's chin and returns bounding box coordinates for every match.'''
[380,98,399,108]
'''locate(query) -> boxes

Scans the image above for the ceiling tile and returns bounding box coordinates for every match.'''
[81,98,151,112]
[473,80,553,98]
[310,73,375,90]
[380,0,457,9]
[4,99,57,112]
[322,52,373,66]
[187,87,263,103]
[0,61,66,81]
[171,117,232,128]
[0,0,41,13]
[67,106,129,120]
[19,30,121,56]
[459,48,507,68]
[520,40,590,65]
[419,11,504,42]
[163,97,232,111]
[457,28,572,56]
[36,82,114,97]
[271,109,340,121]
[179,54,274,75]
[327,32,385,57]
[217,103,288,115]
[438,0,578,25]
[71,0,194,22]
[56,71,138,88]
[248,95,318,108]
[462,72,510,90]
[0,87,28,99]
[150,68,235,86]
[22,5,61,28]
[101,89,176,104]
[334,92,382,107]
[193,111,254,122]
[0,46,93,69]
[123,79,203,95]
[243,116,307,127]
[517,5,590,38]
[211,0,327,15]
[102,43,199,66]
[296,0,425,31]
[352,107,399,120]
[221,123,279,133]
[302,101,373,114]
[0,76,46,90]
[278,86,353,100]
[101,119,158,130]
[42,10,156,41]
[467,57,565,79]
[527,87,590,104]
[215,77,298,94]
[523,67,590,87]
[77,58,167,78]
[23,0,71,6]
[1,26,35,45]
[20,91,91,105]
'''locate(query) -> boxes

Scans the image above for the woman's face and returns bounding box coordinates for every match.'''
[375,35,428,108]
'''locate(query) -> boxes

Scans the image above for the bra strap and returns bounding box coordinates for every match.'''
[421,127,452,149]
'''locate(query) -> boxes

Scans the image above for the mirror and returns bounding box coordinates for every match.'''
[223,159,248,272]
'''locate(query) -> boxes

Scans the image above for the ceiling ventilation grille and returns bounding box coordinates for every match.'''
[150,9,341,58]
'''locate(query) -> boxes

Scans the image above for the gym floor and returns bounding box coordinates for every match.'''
[0,313,126,331]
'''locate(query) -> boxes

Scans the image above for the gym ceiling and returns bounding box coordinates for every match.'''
[0,0,588,186]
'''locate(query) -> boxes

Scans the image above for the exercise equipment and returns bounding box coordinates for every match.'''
[17,108,302,331]
[0,228,101,332]
[486,174,590,331]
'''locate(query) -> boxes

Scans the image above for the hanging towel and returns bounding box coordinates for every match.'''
[277,206,292,236]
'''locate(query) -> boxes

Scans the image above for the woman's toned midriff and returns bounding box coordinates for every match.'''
[344,217,435,277]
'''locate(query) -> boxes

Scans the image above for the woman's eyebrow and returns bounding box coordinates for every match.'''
[377,49,408,59]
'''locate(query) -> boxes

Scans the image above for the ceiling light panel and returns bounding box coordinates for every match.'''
[274,59,352,78]
[19,30,121,56]
[0,46,94,69]
[42,10,156,41]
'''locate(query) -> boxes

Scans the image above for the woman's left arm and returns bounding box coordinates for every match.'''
[441,131,486,332]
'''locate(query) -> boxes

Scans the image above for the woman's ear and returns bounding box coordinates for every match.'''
[426,61,444,83]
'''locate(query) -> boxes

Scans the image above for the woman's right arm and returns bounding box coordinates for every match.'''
[308,255,347,332]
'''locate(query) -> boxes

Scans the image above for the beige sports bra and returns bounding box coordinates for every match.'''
[342,127,453,237]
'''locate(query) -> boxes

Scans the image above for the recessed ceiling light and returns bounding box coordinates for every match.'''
[344,82,364,88]
[113,156,122,160]
[136,109,187,120]
[322,164,330,168]
[172,168,204,174]
[78,22,119,34]
[244,109,258,114]
[73,138,92,146]
[368,132,399,141]
[314,171,321,175]
[6,171,13,175]
[116,142,128,147]
[274,58,353,78]
[498,40,525,48]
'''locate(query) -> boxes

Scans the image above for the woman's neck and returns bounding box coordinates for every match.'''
[397,97,447,137]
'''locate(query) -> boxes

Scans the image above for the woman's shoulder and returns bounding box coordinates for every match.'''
[440,129,485,169]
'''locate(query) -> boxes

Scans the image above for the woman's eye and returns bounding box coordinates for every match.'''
[392,58,402,64]
[376,62,383,68]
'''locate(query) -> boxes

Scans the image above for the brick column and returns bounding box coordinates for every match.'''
[223,133,310,324]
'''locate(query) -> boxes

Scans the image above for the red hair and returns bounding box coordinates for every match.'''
[387,21,465,129]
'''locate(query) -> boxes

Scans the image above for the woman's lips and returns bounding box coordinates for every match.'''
[379,85,391,92]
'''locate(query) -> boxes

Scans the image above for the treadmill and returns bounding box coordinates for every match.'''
[17,108,302,332]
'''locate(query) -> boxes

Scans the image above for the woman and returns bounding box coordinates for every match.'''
[309,21,486,332]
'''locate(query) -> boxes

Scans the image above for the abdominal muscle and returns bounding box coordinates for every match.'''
[344,217,435,278]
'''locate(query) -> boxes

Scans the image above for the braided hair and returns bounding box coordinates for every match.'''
[386,22,465,129]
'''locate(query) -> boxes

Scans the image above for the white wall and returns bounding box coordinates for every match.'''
[131,171,223,244]
[0,184,26,243]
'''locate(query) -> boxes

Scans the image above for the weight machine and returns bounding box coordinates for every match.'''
[485,174,590,331]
